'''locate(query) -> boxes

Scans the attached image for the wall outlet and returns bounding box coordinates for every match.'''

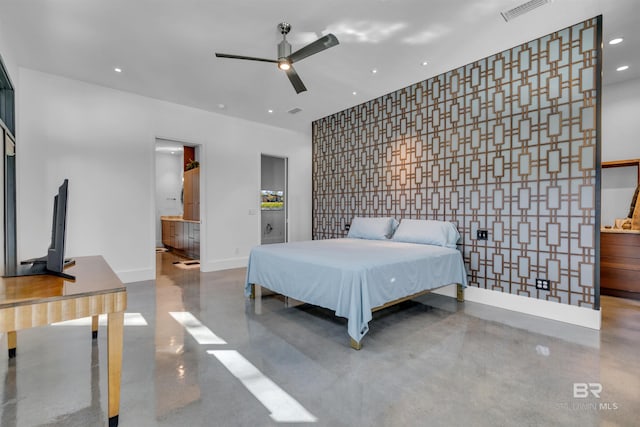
[477,229,488,240]
[535,278,550,291]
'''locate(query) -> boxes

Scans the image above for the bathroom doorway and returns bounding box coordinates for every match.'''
[260,154,287,245]
[155,139,201,266]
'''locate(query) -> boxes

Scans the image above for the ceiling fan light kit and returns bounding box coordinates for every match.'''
[215,22,339,94]
[278,61,291,71]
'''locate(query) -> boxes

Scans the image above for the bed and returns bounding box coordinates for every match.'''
[245,221,468,349]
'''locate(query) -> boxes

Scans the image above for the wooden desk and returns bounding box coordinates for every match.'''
[0,256,127,427]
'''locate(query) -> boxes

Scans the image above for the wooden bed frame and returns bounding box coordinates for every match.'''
[249,283,465,350]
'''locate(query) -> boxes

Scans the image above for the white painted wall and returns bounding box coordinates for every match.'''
[0,28,18,86]
[602,78,640,161]
[16,68,311,282]
[601,77,640,225]
[155,149,184,246]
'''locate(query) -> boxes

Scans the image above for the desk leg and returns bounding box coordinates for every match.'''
[92,315,99,339]
[107,311,124,427]
[7,331,16,358]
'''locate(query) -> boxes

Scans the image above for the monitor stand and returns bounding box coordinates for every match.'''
[3,258,76,281]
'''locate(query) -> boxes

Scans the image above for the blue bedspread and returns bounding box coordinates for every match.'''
[245,238,468,344]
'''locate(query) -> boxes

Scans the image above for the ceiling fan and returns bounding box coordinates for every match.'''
[215,22,339,94]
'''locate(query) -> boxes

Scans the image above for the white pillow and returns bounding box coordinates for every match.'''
[347,217,399,240]
[392,219,460,248]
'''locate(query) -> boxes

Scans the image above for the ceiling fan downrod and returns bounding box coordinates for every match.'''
[277,22,292,65]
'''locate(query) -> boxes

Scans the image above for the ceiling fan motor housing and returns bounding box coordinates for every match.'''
[278,39,292,60]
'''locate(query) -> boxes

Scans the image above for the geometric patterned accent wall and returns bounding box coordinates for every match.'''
[312,17,601,308]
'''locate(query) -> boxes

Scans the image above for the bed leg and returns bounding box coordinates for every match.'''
[350,338,362,351]
[456,283,465,302]
[250,284,256,299]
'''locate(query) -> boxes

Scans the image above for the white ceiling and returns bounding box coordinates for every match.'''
[0,0,637,133]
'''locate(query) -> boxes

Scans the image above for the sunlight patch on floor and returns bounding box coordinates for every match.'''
[169,311,227,344]
[52,312,148,326]
[209,350,317,423]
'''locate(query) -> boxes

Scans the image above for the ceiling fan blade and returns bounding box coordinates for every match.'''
[285,66,307,94]
[215,53,278,64]
[288,33,339,63]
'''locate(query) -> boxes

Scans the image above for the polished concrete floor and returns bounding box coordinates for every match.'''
[1,251,639,426]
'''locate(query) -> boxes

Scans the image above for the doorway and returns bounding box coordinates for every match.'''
[1,54,16,275]
[260,154,287,245]
[155,139,201,266]
[600,160,640,300]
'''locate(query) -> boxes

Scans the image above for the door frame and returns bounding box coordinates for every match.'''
[152,137,204,273]
[1,54,16,275]
[260,153,288,244]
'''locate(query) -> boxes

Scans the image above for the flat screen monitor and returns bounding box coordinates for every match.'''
[4,179,75,280]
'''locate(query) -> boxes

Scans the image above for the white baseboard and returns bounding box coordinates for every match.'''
[116,268,155,283]
[201,256,248,272]
[433,284,601,330]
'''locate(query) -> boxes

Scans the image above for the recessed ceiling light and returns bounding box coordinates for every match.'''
[217,104,226,109]
[114,67,122,73]
[268,109,274,114]
[608,38,623,45]
[170,151,175,154]
[421,61,429,66]
[371,68,378,74]
[616,65,629,71]
[352,91,357,95]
